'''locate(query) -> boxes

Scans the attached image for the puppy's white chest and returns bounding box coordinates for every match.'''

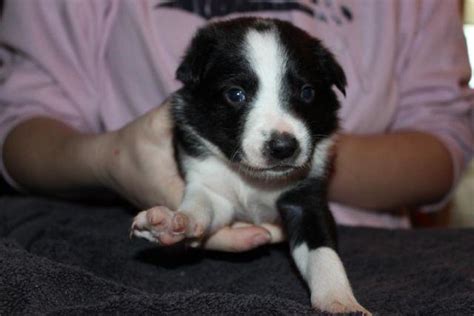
[234,183,280,224]
[183,156,281,224]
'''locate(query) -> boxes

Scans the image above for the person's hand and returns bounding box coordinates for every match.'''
[100,100,284,251]
[203,222,284,252]
[100,100,184,210]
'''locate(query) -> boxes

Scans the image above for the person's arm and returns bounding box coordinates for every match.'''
[3,117,108,196]
[3,102,278,252]
[331,0,473,213]
[3,105,182,210]
[329,132,453,212]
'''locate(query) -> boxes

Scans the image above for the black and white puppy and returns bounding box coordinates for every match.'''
[132,17,370,315]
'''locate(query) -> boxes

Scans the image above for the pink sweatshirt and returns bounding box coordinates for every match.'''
[0,0,472,228]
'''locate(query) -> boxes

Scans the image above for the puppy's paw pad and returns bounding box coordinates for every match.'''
[131,206,186,246]
[171,213,188,234]
[145,206,172,227]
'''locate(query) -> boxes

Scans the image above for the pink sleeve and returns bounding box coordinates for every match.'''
[391,0,474,210]
[0,0,116,189]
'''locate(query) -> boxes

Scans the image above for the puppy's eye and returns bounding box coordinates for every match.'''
[224,87,246,105]
[300,85,315,103]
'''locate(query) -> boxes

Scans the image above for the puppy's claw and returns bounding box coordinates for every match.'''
[314,300,371,316]
[188,240,202,248]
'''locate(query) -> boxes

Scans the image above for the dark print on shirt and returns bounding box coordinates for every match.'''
[155,0,353,25]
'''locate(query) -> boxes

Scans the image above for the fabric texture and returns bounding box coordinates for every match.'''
[0,196,473,315]
[0,0,473,228]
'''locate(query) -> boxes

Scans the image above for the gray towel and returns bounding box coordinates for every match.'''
[0,197,473,315]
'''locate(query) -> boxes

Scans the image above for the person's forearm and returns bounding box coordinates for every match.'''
[3,117,109,194]
[329,131,453,211]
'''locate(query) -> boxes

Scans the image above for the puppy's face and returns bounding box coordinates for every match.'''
[174,18,345,178]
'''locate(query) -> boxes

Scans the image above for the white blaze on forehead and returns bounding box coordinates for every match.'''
[245,29,285,111]
[242,28,310,167]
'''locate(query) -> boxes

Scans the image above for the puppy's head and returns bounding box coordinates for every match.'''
[174,17,345,178]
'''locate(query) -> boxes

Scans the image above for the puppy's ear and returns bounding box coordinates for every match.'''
[176,30,215,86]
[315,46,347,96]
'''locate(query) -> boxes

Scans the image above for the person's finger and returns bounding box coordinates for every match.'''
[231,222,285,244]
[229,222,253,228]
[203,225,272,252]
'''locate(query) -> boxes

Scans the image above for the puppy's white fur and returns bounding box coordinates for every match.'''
[293,244,369,314]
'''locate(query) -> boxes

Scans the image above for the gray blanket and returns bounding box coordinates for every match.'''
[0,196,473,315]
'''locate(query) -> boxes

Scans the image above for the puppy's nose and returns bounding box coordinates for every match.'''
[265,132,299,161]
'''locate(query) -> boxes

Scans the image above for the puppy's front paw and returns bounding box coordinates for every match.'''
[131,206,187,246]
[130,206,207,246]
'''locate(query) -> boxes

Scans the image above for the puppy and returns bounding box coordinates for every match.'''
[132,17,370,315]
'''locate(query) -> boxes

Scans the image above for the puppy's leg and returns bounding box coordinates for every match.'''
[131,182,234,246]
[277,178,370,315]
[177,182,235,246]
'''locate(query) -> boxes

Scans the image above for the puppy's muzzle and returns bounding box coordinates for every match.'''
[264,131,300,163]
